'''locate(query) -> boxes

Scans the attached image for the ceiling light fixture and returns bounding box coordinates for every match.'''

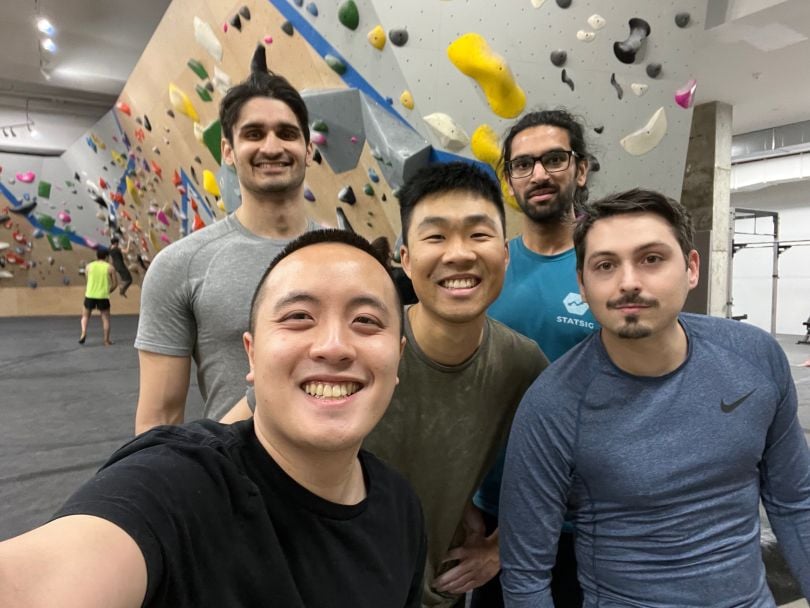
[41,38,57,53]
[36,17,55,36]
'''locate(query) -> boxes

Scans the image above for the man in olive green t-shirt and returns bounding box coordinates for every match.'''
[80,249,118,346]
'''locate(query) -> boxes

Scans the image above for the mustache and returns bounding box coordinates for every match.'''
[607,294,658,309]
[526,182,558,197]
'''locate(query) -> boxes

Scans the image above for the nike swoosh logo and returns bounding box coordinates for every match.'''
[721,389,756,413]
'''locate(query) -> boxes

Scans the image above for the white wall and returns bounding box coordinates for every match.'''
[731,179,810,334]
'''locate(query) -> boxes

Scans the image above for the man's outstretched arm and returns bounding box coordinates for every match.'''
[135,351,191,434]
[0,515,146,608]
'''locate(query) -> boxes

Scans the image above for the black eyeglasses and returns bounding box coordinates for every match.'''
[505,150,579,179]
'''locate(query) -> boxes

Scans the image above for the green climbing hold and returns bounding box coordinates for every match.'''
[35,212,56,230]
[195,83,213,102]
[312,119,329,133]
[187,59,209,80]
[37,181,52,199]
[202,119,222,164]
[338,0,360,30]
[325,54,347,75]
[363,183,374,196]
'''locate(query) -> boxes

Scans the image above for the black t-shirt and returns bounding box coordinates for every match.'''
[108,247,129,273]
[54,419,426,607]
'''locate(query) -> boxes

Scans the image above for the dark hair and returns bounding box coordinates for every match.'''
[248,229,403,334]
[502,109,590,206]
[220,71,310,145]
[573,188,696,272]
[397,161,505,246]
[110,237,120,245]
[96,249,109,260]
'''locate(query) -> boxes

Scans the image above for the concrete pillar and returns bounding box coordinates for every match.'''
[681,101,733,318]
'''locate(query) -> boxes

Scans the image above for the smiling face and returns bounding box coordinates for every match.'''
[222,96,312,200]
[245,243,403,455]
[400,189,508,325]
[507,125,588,224]
[578,212,699,344]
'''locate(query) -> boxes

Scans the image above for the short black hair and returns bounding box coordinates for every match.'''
[397,161,505,246]
[248,229,403,334]
[573,188,696,272]
[220,71,310,145]
[502,109,591,206]
[110,237,120,245]
[96,249,109,260]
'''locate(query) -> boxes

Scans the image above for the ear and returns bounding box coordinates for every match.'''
[686,249,700,290]
[400,244,412,279]
[243,331,255,384]
[503,239,510,270]
[305,140,314,167]
[222,137,235,168]
[577,270,587,303]
[396,336,407,386]
[575,157,589,188]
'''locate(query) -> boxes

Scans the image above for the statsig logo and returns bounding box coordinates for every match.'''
[563,292,590,316]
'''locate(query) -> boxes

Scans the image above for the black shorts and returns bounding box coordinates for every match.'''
[84,297,111,311]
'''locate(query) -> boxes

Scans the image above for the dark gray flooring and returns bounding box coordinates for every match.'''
[0,316,808,603]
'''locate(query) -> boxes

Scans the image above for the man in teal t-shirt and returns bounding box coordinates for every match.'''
[471,110,598,608]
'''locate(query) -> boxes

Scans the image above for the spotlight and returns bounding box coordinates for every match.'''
[41,38,57,53]
[36,17,55,36]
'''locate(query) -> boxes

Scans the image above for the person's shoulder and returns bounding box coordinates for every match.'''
[152,216,238,262]
[486,316,544,357]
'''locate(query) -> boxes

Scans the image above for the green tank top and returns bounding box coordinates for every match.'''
[85,260,111,299]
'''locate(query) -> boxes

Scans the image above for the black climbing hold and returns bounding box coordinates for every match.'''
[135,117,142,125]
[336,207,355,232]
[550,49,567,67]
[675,12,690,28]
[167,108,175,118]
[338,186,356,205]
[281,21,294,36]
[381,194,387,202]
[0,214,9,223]
[610,73,624,100]
[614,18,651,64]
[10,201,37,215]
[74,171,81,181]
[594,126,604,134]
[239,6,251,20]
[251,43,268,74]
[143,115,152,131]
[561,69,575,91]
[190,166,199,184]
[293,0,303,5]
[389,29,408,47]
[312,148,322,164]
[556,0,572,8]
[194,156,202,164]
[205,81,214,92]
[229,14,242,31]
[646,63,662,79]
[588,155,600,172]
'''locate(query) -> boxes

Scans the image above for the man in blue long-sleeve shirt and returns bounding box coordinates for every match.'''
[500,188,810,607]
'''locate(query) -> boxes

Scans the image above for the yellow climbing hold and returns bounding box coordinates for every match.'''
[168,83,200,123]
[447,33,525,119]
[400,90,414,110]
[471,124,519,211]
[367,25,386,50]
[125,176,142,207]
[203,169,221,197]
[217,199,226,212]
[111,150,127,168]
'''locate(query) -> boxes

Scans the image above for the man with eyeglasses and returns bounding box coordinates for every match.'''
[470,110,597,608]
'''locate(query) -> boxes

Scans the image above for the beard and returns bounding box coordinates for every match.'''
[607,294,658,340]
[515,181,577,224]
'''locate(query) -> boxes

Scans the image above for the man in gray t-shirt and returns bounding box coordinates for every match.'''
[134,68,318,432]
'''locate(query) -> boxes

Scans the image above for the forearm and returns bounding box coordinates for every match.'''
[135,352,191,434]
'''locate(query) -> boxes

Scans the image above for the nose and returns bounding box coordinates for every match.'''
[309,318,355,364]
[259,132,284,156]
[529,158,550,182]
[618,263,642,293]
[441,235,476,265]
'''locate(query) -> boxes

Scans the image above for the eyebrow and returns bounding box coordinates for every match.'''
[271,291,392,316]
[416,213,500,231]
[237,120,301,133]
[586,240,674,262]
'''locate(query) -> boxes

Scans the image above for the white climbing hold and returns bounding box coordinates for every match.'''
[531,0,546,7]
[194,17,223,62]
[423,113,470,151]
[577,30,596,42]
[587,14,606,30]
[631,83,648,96]
[620,107,667,156]
[0,270,14,279]
[213,66,232,96]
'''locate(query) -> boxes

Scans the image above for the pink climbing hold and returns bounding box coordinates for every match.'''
[16,171,36,183]
[57,210,71,224]
[350,136,358,143]
[264,35,273,44]
[160,234,172,245]
[84,238,98,248]
[801,358,810,368]
[311,132,327,145]
[156,209,170,226]
[222,22,228,33]
[675,79,697,109]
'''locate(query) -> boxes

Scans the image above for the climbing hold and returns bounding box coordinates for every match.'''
[293,0,303,5]
[229,14,242,32]
[675,12,690,28]
[195,84,213,102]
[423,113,470,151]
[169,83,200,122]
[156,209,170,226]
[264,35,273,44]
[35,212,55,229]
[281,21,294,36]
[222,22,228,33]
[33,229,45,239]
[251,43,268,74]
[470,124,501,166]
[38,181,52,199]
[367,25,386,50]
[213,66,232,96]
[368,168,379,183]
[631,83,648,96]
[57,210,72,224]
[311,132,327,146]
[151,160,163,179]
[312,149,322,164]
[116,101,132,116]
[531,0,546,7]
[620,107,667,156]
[239,6,251,20]
[192,212,206,232]
[338,186,356,205]
[16,171,36,183]
[389,29,408,46]
[312,119,328,133]
[28,280,38,289]
[587,14,606,30]
[338,0,360,30]
[325,54,347,75]
[62,275,70,285]
[646,63,662,79]
[203,170,221,197]
[447,33,526,118]
[187,58,209,80]
[561,69,575,91]
[0,270,12,279]
[614,18,651,64]
[550,50,567,67]
[576,30,595,42]
[556,0,572,7]
[350,136,358,144]
[143,115,152,131]
[610,73,624,100]
[363,183,374,196]
[306,3,319,17]
[303,188,316,202]
[166,108,175,118]
[675,78,697,109]
[194,17,223,62]
[400,90,414,110]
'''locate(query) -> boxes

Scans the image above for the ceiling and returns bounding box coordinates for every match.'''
[0,0,807,156]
